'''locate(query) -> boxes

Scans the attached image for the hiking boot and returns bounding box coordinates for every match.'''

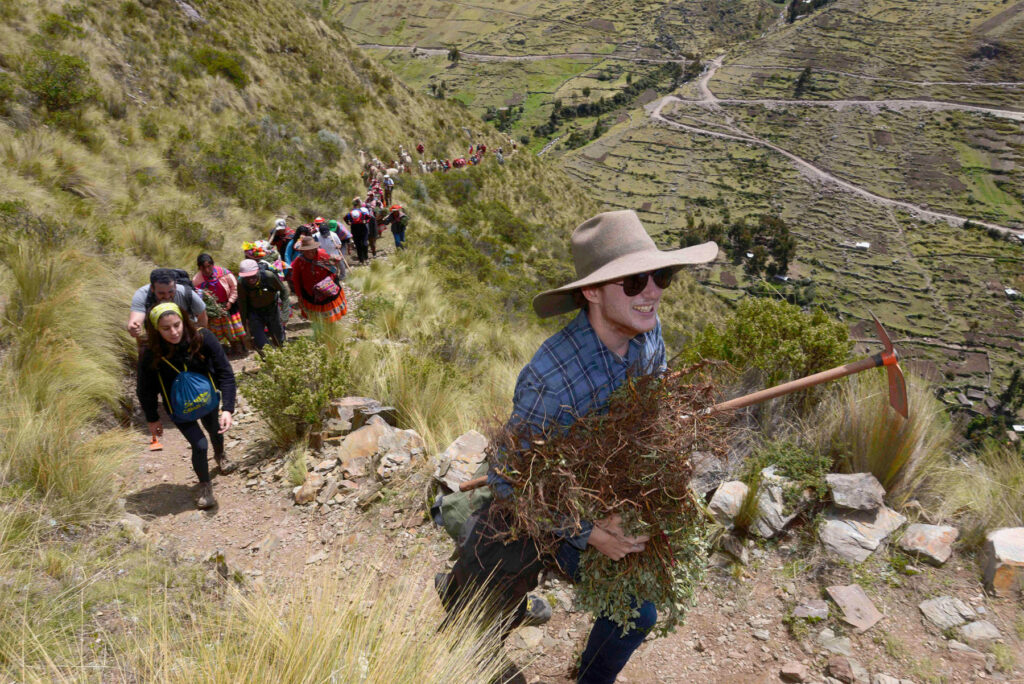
[196,482,216,509]
[214,451,237,475]
[521,594,552,627]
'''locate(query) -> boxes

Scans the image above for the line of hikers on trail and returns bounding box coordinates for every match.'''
[359,138,515,186]
[126,136,509,511]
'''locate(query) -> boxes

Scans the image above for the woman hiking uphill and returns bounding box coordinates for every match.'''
[136,302,237,510]
[193,253,247,356]
[291,235,348,322]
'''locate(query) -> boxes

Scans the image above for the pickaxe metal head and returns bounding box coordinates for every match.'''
[870,311,908,419]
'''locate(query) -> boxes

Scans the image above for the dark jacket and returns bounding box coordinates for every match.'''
[136,328,237,423]
[237,269,286,319]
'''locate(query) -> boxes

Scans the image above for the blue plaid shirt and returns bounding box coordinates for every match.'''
[489,310,667,548]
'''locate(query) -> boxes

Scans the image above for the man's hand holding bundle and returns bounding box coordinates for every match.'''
[588,513,649,561]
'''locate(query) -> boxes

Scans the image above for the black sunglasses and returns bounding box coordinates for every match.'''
[613,268,675,297]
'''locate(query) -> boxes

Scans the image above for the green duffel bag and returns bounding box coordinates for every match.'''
[431,461,492,547]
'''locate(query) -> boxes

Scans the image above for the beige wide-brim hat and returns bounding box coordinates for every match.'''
[532,210,718,318]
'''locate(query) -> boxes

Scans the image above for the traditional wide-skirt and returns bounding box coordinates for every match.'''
[208,311,245,343]
[298,289,347,322]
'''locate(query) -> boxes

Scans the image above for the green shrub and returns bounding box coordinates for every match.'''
[744,440,831,506]
[21,49,96,111]
[0,73,15,114]
[121,0,145,20]
[683,298,851,386]
[152,208,221,251]
[39,12,85,38]
[191,47,249,89]
[240,337,351,448]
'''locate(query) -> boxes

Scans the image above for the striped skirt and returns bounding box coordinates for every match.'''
[209,311,245,344]
[299,289,347,322]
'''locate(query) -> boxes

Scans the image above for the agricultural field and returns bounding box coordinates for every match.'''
[324,0,779,141]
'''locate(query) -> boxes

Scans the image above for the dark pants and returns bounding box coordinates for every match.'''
[174,411,222,484]
[392,224,406,249]
[351,224,369,263]
[247,306,285,351]
[446,506,656,684]
[368,221,378,256]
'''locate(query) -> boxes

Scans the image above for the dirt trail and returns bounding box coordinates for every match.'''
[358,43,687,64]
[724,64,1024,88]
[644,56,1024,239]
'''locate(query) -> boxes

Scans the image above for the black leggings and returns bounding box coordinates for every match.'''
[174,412,223,483]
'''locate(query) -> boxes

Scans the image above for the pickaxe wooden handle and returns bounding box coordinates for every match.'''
[456,314,908,493]
[710,312,908,419]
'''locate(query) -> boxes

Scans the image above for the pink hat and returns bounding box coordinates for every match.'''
[239,259,259,277]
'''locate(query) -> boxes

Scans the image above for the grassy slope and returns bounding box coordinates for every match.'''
[563,0,1024,393]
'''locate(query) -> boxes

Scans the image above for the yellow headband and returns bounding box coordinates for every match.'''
[148,302,183,328]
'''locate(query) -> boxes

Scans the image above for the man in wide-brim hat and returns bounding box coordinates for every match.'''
[440,210,717,684]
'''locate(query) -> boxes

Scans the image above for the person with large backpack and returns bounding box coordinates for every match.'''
[237,258,288,353]
[127,268,208,344]
[136,302,237,509]
[343,199,370,265]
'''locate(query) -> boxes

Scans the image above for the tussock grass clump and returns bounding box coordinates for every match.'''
[932,442,1024,549]
[816,370,951,506]
[488,366,729,633]
[0,246,138,520]
[135,573,507,683]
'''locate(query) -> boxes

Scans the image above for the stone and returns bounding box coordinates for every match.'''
[816,627,853,656]
[330,396,380,424]
[305,550,328,565]
[819,505,906,562]
[317,477,341,505]
[376,429,426,480]
[305,472,325,490]
[871,676,900,684]
[918,596,976,630]
[314,458,338,472]
[708,481,749,529]
[720,533,749,565]
[689,450,730,496]
[752,629,770,641]
[337,422,392,478]
[827,656,854,683]
[981,527,1024,596]
[294,483,316,505]
[433,430,489,492]
[826,584,883,633]
[793,599,829,620]
[899,523,958,565]
[751,466,815,538]
[252,531,280,554]
[515,626,544,650]
[780,661,809,682]
[848,659,869,684]
[116,514,148,541]
[948,640,985,659]
[826,473,886,511]
[959,620,1000,645]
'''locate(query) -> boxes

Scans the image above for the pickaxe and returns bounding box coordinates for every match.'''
[457,313,907,493]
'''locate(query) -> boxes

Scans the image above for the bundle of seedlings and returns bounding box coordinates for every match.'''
[486,364,731,634]
[200,289,227,319]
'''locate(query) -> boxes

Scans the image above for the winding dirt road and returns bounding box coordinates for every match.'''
[643,57,1024,238]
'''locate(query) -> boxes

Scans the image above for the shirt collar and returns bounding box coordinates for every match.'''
[568,310,643,366]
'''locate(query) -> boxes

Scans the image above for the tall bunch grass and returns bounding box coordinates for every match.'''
[0,245,136,521]
[931,442,1024,549]
[813,369,951,506]
[132,572,508,683]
